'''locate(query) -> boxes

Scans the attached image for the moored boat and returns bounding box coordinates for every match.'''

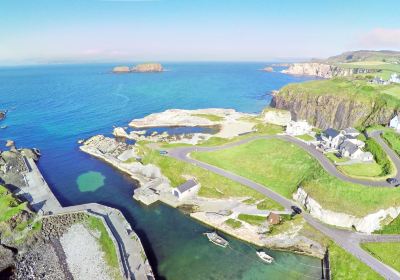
[204,231,229,248]
[256,250,274,264]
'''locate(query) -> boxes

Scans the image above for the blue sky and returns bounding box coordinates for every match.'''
[0,0,399,64]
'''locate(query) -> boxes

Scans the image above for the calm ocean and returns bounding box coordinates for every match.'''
[0,63,320,279]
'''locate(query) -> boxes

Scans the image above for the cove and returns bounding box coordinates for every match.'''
[0,63,319,279]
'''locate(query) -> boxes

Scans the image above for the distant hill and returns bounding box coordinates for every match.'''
[321,50,400,64]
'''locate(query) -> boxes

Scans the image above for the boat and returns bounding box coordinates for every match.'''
[256,251,274,264]
[203,232,229,248]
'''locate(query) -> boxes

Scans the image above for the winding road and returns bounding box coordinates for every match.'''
[168,132,400,279]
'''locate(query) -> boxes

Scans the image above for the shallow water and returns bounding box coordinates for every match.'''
[0,63,320,279]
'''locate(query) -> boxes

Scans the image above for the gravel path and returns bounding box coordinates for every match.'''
[60,223,113,280]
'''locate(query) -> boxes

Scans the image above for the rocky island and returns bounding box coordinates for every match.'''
[113,63,164,73]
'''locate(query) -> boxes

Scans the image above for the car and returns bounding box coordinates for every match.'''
[395,184,400,188]
[291,206,302,215]
[159,150,168,155]
[387,178,399,185]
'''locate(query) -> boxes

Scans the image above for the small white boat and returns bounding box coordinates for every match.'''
[204,232,229,248]
[257,251,274,264]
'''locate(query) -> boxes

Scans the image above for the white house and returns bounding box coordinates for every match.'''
[389,73,400,84]
[286,120,312,136]
[339,139,373,162]
[321,128,345,149]
[342,127,360,138]
[389,115,400,131]
[172,179,200,200]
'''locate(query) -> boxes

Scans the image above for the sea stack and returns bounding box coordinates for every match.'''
[132,63,163,73]
[112,66,131,73]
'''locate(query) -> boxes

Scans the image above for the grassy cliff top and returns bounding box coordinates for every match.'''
[279,78,400,107]
[323,50,400,64]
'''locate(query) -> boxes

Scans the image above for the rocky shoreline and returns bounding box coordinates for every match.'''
[79,113,327,259]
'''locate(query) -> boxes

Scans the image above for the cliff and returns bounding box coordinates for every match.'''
[282,62,376,78]
[270,79,400,129]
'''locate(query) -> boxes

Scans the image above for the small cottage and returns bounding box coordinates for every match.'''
[172,179,200,200]
[321,128,344,149]
[267,213,281,225]
[390,115,400,131]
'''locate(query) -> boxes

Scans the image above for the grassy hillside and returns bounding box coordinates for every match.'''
[280,78,400,107]
[324,50,400,64]
[192,138,400,216]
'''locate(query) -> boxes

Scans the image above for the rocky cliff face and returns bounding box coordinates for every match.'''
[282,63,376,78]
[294,188,400,233]
[271,89,396,129]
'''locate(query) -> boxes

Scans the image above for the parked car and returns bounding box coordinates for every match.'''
[159,150,168,155]
[395,184,400,188]
[291,206,302,215]
[387,178,399,185]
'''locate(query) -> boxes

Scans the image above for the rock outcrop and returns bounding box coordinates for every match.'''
[262,67,273,72]
[294,188,400,233]
[112,66,130,73]
[0,111,6,121]
[282,63,376,78]
[132,63,163,73]
[262,108,291,126]
[270,87,397,129]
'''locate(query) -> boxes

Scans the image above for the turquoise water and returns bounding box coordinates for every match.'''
[0,63,320,279]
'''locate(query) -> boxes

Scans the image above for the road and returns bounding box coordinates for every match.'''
[168,134,400,279]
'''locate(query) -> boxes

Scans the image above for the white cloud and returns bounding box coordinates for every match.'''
[358,28,400,49]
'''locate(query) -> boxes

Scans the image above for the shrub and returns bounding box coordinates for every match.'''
[365,138,392,175]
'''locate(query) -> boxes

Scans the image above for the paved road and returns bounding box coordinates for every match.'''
[171,133,400,187]
[168,136,400,279]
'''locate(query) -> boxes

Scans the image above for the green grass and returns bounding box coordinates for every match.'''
[382,131,400,156]
[237,214,266,226]
[365,138,394,176]
[192,114,224,122]
[192,138,400,216]
[337,162,383,178]
[295,134,314,141]
[256,199,284,211]
[361,242,400,273]
[0,185,27,222]
[139,144,268,201]
[85,215,121,279]
[225,218,242,229]
[329,242,383,280]
[375,215,400,234]
[325,152,349,163]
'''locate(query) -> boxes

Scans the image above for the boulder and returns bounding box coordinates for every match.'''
[113,127,129,138]
[263,108,291,126]
[0,111,6,121]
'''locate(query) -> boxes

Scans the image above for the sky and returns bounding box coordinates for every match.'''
[0,0,399,65]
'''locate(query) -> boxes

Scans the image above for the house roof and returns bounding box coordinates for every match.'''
[324,128,340,138]
[177,179,198,193]
[343,127,359,135]
[340,140,359,155]
[267,213,281,225]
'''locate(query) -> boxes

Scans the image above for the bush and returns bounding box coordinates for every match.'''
[365,139,392,175]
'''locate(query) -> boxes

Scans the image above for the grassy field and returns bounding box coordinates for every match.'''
[361,242,400,273]
[325,152,349,163]
[237,214,266,226]
[279,78,400,108]
[374,215,400,234]
[296,134,314,141]
[85,215,122,279]
[139,144,285,208]
[329,242,383,280]
[192,138,400,216]
[225,218,242,229]
[191,113,224,122]
[337,162,383,178]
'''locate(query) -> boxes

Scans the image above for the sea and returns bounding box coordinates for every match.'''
[0,62,320,279]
